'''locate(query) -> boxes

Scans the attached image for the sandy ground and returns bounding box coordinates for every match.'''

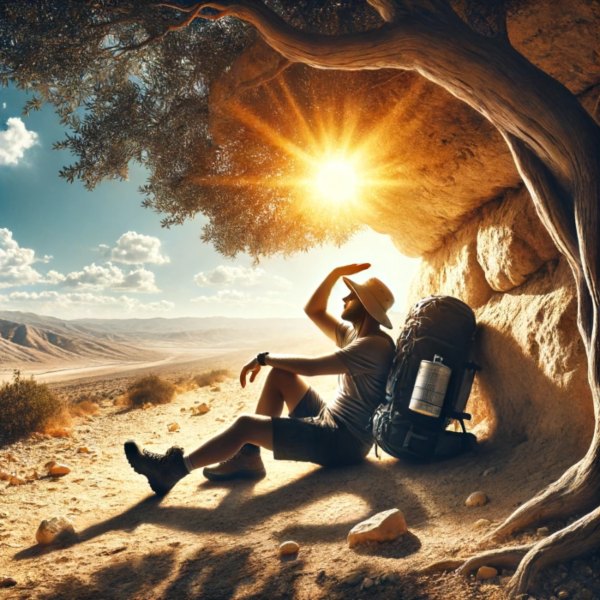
[1,359,599,599]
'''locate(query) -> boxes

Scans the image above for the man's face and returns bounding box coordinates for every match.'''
[341,290,366,323]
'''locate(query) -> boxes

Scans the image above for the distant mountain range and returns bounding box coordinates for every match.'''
[0,311,313,366]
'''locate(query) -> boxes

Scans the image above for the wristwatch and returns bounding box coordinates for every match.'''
[256,351,270,366]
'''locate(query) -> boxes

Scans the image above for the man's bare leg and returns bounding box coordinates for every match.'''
[197,368,309,480]
[124,368,310,493]
[254,367,310,417]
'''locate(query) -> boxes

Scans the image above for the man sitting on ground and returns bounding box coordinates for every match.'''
[124,263,395,495]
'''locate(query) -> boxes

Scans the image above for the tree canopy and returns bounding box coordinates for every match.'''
[0,0,388,257]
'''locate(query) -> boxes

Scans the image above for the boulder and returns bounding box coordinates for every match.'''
[347,508,408,548]
[35,516,76,546]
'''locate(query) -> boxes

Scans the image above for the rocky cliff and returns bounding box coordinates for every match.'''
[399,0,599,454]
[210,0,599,454]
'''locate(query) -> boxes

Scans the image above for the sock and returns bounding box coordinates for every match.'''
[183,454,194,473]
[241,443,260,455]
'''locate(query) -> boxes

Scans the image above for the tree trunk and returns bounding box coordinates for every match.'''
[186,2,600,595]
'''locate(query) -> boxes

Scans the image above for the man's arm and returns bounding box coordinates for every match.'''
[240,352,347,388]
[304,263,370,342]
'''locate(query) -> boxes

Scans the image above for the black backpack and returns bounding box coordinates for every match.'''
[371,295,480,460]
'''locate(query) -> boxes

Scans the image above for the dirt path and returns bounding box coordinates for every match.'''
[1,367,598,599]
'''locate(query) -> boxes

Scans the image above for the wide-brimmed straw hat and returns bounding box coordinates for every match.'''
[342,276,395,329]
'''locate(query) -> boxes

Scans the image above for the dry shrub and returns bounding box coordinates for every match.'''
[193,369,232,388]
[123,375,176,408]
[0,371,63,445]
[69,398,99,417]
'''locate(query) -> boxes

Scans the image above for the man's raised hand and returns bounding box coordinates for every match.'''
[333,263,371,278]
[240,357,261,388]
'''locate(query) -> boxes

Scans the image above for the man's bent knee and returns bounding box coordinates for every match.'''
[265,367,300,386]
[232,413,273,449]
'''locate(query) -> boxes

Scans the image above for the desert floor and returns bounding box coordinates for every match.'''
[1,356,599,600]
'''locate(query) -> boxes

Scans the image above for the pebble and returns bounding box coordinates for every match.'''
[465,491,488,507]
[482,467,497,477]
[167,422,180,432]
[278,540,299,557]
[8,476,27,486]
[536,526,550,537]
[474,518,492,528]
[0,577,17,588]
[361,577,374,589]
[476,566,498,580]
[347,508,407,548]
[35,516,76,545]
[557,591,569,599]
[0,471,10,481]
[77,447,92,454]
[191,403,210,416]
[48,464,71,477]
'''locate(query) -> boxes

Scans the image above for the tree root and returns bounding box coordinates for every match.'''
[505,505,600,597]
[485,457,600,542]
[445,506,600,598]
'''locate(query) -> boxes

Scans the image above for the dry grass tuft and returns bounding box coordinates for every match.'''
[123,375,177,408]
[193,369,232,388]
[0,371,63,445]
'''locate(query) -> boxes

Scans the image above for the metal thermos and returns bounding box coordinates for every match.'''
[408,355,451,418]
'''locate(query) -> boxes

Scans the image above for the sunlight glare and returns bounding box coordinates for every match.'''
[312,156,360,204]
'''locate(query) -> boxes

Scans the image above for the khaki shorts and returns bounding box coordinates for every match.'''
[271,388,371,467]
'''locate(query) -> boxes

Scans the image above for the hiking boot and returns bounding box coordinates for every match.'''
[124,440,188,496]
[202,448,266,482]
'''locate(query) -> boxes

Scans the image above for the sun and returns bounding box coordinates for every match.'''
[311,155,361,204]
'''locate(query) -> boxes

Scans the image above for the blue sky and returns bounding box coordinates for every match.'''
[0,85,419,321]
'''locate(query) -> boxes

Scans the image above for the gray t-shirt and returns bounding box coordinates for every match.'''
[326,322,395,445]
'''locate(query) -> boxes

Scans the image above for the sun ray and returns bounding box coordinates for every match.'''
[228,101,313,164]
[275,76,319,149]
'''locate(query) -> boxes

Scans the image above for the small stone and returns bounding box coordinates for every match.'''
[536,526,550,536]
[347,508,408,548]
[167,422,180,432]
[48,464,71,477]
[191,403,210,416]
[8,475,27,486]
[0,577,17,588]
[77,447,92,454]
[474,518,492,528]
[278,540,299,557]
[35,516,76,545]
[557,591,569,599]
[316,570,326,585]
[482,467,497,477]
[465,491,488,507]
[362,577,374,589]
[0,471,10,481]
[476,566,498,580]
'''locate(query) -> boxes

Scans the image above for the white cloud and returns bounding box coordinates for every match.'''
[0,290,174,315]
[61,262,159,292]
[194,265,291,289]
[0,117,39,166]
[0,228,45,288]
[100,231,170,265]
[191,289,292,308]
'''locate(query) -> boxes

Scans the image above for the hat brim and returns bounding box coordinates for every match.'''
[343,277,393,329]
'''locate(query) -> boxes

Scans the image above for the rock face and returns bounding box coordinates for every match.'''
[207,1,599,456]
